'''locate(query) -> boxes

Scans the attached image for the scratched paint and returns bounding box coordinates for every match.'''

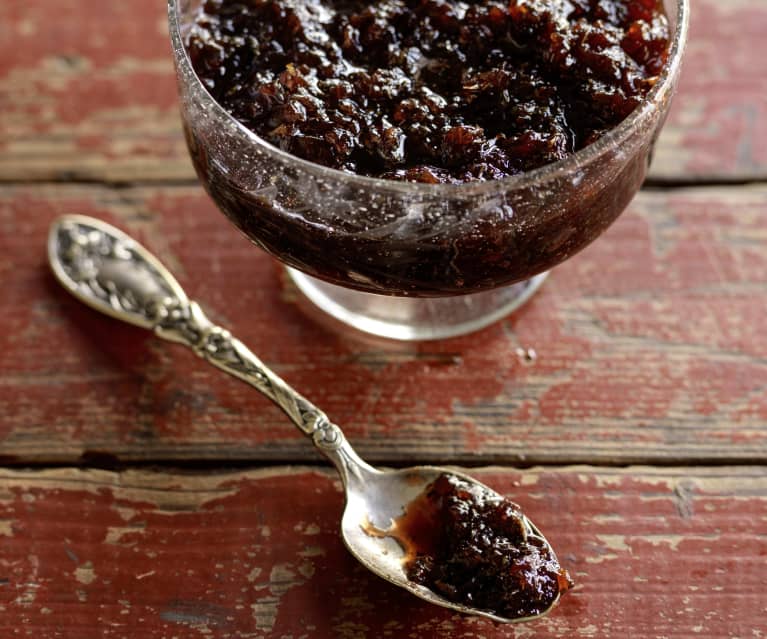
[0,0,185,182]
[1,184,766,464]
[0,467,764,637]
[653,1,767,180]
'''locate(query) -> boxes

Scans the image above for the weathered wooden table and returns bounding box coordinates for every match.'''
[2,1,766,637]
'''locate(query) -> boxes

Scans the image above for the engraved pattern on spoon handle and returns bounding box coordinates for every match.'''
[48,215,341,446]
[149,298,373,480]
[152,296,336,441]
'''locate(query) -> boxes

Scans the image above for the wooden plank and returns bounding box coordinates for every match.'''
[650,0,767,183]
[0,0,190,183]
[1,0,765,183]
[0,465,764,637]
[1,183,765,465]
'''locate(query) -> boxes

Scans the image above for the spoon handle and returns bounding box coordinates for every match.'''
[47,215,366,464]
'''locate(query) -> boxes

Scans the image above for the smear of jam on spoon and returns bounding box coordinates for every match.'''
[364,473,572,620]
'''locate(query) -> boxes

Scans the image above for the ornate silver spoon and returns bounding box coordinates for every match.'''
[48,214,567,623]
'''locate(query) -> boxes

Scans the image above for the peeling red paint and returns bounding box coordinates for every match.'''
[1,0,766,635]
[663,1,767,177]
[1,184,766,463]
[0,467,764,637]
[0,1,172,75]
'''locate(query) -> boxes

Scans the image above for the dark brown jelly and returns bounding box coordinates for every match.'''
[383,473,572,619]
[182,0,671,296]
[187,131,650,295]
[187,0,670,182]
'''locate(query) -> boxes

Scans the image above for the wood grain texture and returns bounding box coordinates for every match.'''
[2,183,765,465]
[1,0,766,183]
[0,466,764,638]
[2,2,765,636]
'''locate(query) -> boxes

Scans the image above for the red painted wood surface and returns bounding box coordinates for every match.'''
[2,184,766,464]
[1,0,766,183]
[0,467,765,638]
[1,0,766,636]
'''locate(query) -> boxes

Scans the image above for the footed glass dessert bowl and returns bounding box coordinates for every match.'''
[168,0,688,340]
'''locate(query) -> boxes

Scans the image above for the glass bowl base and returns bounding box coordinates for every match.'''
[286,268,548,341]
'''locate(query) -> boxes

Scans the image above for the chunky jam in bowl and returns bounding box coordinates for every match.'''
[187,0,669,183]
[179,0,675,296]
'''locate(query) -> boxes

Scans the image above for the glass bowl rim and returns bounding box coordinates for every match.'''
[168,0,690,198]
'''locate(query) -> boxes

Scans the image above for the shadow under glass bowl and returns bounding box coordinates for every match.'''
[168,0,689,340]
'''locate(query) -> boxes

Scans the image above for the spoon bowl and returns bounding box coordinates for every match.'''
[48,214,565,623]
[338,464,562,623]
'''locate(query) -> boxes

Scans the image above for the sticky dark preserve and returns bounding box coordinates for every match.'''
[181,0,674,295]
[391,474,572,619]
[187,0,670,183]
